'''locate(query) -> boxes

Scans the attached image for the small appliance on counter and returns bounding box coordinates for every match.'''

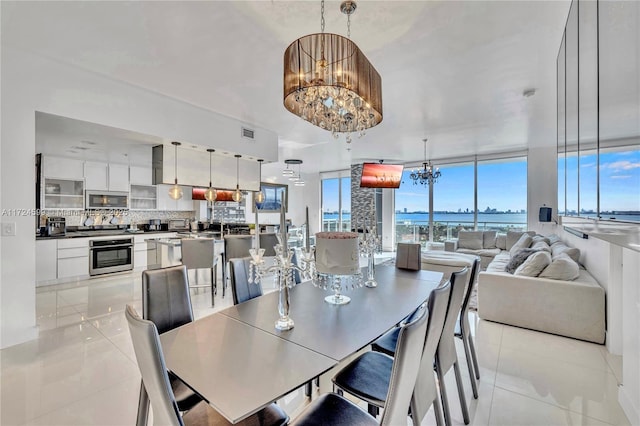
[169,219,189,231]
[46,217,66,237]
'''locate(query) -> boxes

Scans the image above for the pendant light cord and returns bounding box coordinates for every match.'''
[209,151,212,186]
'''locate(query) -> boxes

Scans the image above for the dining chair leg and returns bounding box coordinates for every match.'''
[367,404,379,417]
[436,363,452,426]
[433,396,445,426]
[453,361,470,424]
[314,376,319,387]
[136,381,149,426]
[468,334,480,380]
[210,267,215,307]
[305,381,312,397]
[462,335,478,399]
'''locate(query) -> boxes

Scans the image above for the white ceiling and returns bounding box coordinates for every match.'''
[6,0,572,173]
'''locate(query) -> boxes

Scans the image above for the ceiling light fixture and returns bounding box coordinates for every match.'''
[409,139,441,186]
[168,141,183,200]
[255,159,265,204]
[294,162,305,187]
[232,154,244,203]
[204,148,217,202]
[283,0,382,144]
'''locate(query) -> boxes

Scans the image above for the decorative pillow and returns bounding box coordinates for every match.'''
[509,234,533,257]
[531,241,551,253]
[496,233,507,250]
[547,234,562,245]
[505,248,538,274]
[532,235,551,245]
[539,253,580,280]
[506,231,524,251]
[483,231,497,249]
[458,230,483,250]
[514,251,552,277]
[551,244,581,263]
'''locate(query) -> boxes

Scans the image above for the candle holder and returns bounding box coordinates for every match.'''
[313,232,363,304]
[360,229,380,288]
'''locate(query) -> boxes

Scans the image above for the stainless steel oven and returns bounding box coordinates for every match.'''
[89,238,134,276]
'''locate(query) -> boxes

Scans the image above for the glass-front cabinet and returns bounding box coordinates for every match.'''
[130,185,157,210]
[43,178,84,209]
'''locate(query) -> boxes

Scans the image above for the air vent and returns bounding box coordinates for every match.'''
[241,127,255,140]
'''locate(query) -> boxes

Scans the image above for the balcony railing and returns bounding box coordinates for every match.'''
[395,220,527,248]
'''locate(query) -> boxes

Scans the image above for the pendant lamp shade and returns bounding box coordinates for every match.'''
[168,141,183,200]
[204,149,217,202]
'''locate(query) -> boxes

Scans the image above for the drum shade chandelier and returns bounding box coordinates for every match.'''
[204,149,217,202]
[410,139,441,186]
[168,141,183,200]
[283,0,382,144]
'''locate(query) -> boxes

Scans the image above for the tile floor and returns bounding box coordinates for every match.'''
[0,266,630,426]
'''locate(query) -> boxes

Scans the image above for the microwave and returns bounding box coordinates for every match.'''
[86,191,129,209]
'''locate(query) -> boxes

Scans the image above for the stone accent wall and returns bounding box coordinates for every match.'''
[350,164,379,233]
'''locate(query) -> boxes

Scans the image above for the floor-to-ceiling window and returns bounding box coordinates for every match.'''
[394,154,527,247]
[321,173,351,232]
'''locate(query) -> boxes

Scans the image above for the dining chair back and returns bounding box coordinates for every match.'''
[396,243,421,270]
[259,233,279,257]
[436,267,470,426]
[126,304,184,426]
[457,257,481,399]
[229,257,263,305]
[180,238,217,306]
[222,235,254,294]
[410,280,452,426]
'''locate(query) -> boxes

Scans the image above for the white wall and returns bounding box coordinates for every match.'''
[0,47,278,348]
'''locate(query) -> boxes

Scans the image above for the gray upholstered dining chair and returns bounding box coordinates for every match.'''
[436,267,471,426]
[455,257,481,399]
[180,238,217,307]
[290,300,429,426]
[259,232,279,257]
[333,282,451,426]
[396,242,422,270]
[136,265,201,426]
[126,304,289,426]
[229,257,263,305]
[222,235,253,296]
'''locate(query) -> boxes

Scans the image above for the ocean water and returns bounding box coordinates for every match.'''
[323,212,527,225]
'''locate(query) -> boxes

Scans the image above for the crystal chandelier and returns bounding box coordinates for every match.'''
[283,0,382,144]
[283,159,304,186]
[410,139,441,186]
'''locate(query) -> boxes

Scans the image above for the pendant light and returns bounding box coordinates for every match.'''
[168,141,183,200]
[232,154,244,202]
[204,148,217,202]
[255,159,265,204]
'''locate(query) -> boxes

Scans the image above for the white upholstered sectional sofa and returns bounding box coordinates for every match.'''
[446,230,606,344]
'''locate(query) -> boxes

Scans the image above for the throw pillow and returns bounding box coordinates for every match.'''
[483,231,497,249]
[514,251,552,277]
[539,253,580,280]
[509,233,533,257]
[551,244,581,263]
[506,231,524,251]
[532,235,551,245]
[531,241,551,253]
[496,233,507,250]
[458,230,483,250]
[505,248,538,274]
[547,234,562,245]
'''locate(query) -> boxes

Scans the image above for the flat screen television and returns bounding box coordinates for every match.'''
[359,163,404,188]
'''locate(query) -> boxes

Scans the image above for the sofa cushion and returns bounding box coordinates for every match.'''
[458,231,484,250]
[531,241,551,253]
[547,234,562,245]
[539,253,580,280]
[551,244,581,263]
[509,234,533,257]
[496,233,507,250]
[532,235,551,245]
[505,248,538,274]
[483,231,497,249]
[477,248,501,257]
[514,251,552,277]
[486,253,511,273]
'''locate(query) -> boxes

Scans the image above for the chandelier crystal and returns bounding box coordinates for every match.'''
[410,139,441,186]
[283,0,382,142]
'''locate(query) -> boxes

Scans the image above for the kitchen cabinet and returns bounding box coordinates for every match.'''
[134,233,177,270]
[130,185,157,210]
[36,240,57,282]
[43,156,84,180]
[84,162,129,191]
[130,166,153,185]
[157,184,193,211]
[42,178,84,209]
[57,238,89,279]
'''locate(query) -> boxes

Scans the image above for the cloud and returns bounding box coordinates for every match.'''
[610,175,632,179]
[603,161,640,171]
[580,162,596,168]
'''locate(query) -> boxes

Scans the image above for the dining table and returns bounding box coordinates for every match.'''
[159,265,443,424]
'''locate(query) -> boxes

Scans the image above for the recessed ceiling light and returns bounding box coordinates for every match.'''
[523,88,536,98]
[71,146,89,150]
[80,140,97,145]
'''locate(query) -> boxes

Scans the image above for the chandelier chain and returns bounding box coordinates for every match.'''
[320,0,325,33]
[347,12,351,38]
